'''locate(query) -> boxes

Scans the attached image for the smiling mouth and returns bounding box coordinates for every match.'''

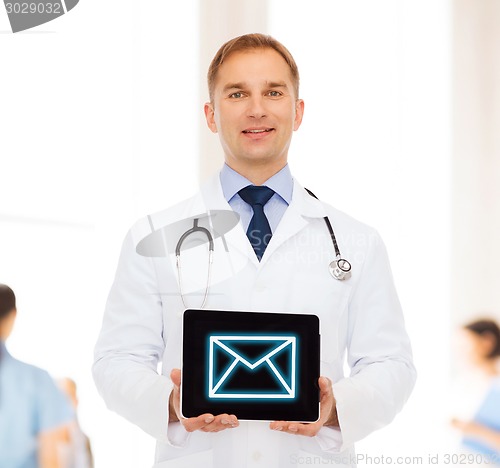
[242,128,274,134]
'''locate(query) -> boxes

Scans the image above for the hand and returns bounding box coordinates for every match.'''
[451,418,481,435]
[169,368,239,433]
[451,417,500,448]
[269,376,339,437]
[451,418,469,431]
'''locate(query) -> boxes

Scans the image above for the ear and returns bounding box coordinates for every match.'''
[204,102,218,133]
[293,99,305,131]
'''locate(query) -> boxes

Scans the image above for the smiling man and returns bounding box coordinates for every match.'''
[93,34,416,468]
[204,46,304,184]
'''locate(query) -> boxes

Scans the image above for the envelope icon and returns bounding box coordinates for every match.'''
[208,336,296,399]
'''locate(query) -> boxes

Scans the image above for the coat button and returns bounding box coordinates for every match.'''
[252,451,262,461]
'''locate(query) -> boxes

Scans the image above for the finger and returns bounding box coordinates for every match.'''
[318,376,334,404]
[182,413,215,432]
[318,376,332,393]
[170,368,181,389]
[220,414,239,427]
[290,423,321,437]
[200,414,239,433]
[272,422,321,438]
[269,420,286,431]
[270,421,303,434]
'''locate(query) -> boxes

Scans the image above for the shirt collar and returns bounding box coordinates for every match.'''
[220,163,293,205]
[0,340,8,361]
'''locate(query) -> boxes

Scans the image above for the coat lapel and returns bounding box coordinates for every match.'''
[199,174,259,266]
[259,179,328,265]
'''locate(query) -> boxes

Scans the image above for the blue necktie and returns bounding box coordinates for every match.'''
[238,185,275,261]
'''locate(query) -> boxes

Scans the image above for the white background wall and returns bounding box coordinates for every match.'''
[1,0,498,467]
[268,0,452,462]
[451,0,500,326]
[1,2,200,465]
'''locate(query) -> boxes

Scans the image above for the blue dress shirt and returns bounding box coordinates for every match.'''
[0,341,74,468]
[220,163,293,234]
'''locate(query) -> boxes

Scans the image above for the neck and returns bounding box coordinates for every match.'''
[225,160,287,186]
[480,359,499,377]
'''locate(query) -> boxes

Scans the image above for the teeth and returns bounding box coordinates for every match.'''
[245,129,271,133]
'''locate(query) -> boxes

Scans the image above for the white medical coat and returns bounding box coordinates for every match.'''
[93,174,416,468]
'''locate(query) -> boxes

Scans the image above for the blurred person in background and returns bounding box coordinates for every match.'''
[452,319,500,460]
[0,284,73,468]
[57,378,94,468]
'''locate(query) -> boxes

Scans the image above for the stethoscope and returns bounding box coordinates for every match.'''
[175,188,351,308]
[175,218,214,309]
[304,188,352,282]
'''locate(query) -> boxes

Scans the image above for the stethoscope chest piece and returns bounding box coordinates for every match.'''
[329,257,352,281]
[305,188,352,282]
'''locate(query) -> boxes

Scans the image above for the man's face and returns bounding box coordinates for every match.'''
[205,48,304,172]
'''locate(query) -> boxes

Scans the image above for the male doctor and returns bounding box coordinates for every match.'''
[93,34,416,467]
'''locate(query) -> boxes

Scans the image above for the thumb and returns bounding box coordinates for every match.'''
[318,376,333,403]
[318,376,332,394]
[170,368,181,389]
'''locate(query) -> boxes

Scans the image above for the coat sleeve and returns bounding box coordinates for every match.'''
[329,230,416,451]
[92,227,177,443]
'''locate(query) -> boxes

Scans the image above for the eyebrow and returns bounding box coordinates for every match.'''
[222,81,290,93]
[266,81,289,90]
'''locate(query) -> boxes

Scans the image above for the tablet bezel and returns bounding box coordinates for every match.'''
[181,309,320,422]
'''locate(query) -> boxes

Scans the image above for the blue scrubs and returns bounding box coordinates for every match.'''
[0,341,73,468]
[463,378,500,464]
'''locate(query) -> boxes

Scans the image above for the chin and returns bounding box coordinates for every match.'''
[243,154,280,165]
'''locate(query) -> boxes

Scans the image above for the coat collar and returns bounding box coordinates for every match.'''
[0,340,11,363]
[199,172,328,218]
[198,172,328,266]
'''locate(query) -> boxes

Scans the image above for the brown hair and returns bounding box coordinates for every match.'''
[0,284,16,321]
[465,319,500,360]
[207,33,300,102]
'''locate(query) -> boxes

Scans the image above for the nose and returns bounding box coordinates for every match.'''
[247,95,267,119]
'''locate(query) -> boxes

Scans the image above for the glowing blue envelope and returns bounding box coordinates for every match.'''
[208,336,296,399]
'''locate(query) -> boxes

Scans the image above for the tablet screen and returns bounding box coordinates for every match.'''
[181,309,320,422]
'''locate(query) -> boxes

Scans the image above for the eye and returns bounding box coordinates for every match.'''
[229,92,244,99]
[267,90,282,97]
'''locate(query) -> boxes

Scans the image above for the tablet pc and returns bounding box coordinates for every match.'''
[181,309,320,422]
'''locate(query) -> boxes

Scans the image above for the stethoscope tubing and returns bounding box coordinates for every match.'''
[175,188,352,308]
[304,188,352,281]
[175,218,215,309]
